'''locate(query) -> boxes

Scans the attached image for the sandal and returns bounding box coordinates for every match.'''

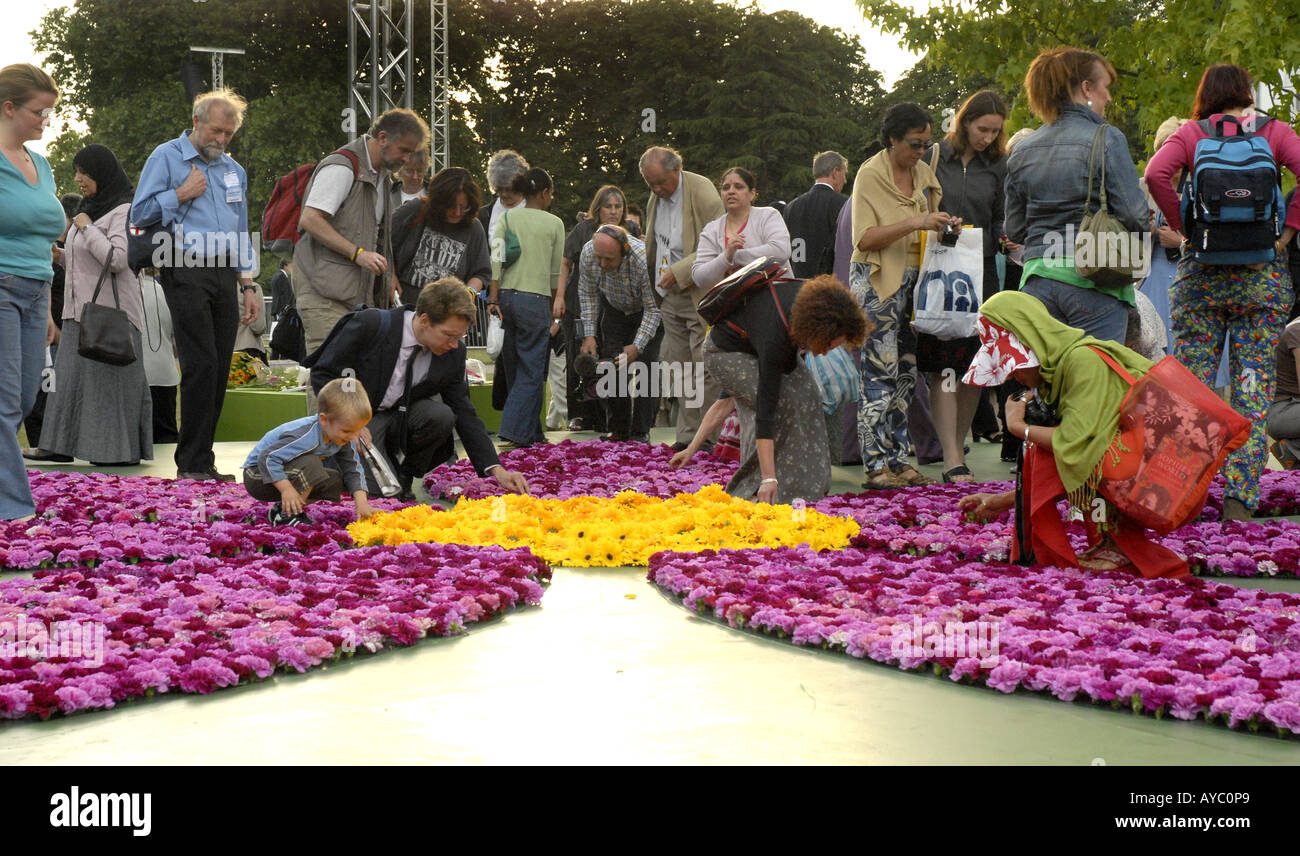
[941,465,975,484]
[862,470,908,490]
[1078,541,1133,572]
[892,466,936,487]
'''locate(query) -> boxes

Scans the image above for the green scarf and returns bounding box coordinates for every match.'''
[980,291,1152,497]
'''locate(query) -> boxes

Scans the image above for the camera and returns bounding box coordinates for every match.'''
[573,352,616,402]
[1015,390,1060,427]
[939,220,962,247]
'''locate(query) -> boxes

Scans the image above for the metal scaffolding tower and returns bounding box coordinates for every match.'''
[347,0,414,126]
[346,0,450,169]
[190,46,245,91]
[429,0,449,173]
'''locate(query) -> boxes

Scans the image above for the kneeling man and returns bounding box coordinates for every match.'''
[304,277,529,498]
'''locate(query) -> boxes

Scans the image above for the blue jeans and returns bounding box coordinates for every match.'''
[0,272,49,518]
[498,289,551,444]
[1020,274,1129,343]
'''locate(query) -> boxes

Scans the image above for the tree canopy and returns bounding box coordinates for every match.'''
[35,0,885,278]
[856,0,1300,159]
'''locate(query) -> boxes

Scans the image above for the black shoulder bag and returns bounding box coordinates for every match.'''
[78,246,138,366]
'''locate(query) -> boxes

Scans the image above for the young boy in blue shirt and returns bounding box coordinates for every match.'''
[242,377,377,524]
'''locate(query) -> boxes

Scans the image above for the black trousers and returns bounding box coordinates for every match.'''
[363,397,456,493]
[159,264,239,473]
[598,295,664,438]
[151,385,179,444]
[564,315,605,431]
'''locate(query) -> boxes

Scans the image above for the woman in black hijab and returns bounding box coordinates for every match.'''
[37,144,153,467]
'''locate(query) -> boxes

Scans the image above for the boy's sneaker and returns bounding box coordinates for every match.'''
[268,503,313,526]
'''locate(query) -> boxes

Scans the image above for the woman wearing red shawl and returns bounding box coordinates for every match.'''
[958,292,1189,579]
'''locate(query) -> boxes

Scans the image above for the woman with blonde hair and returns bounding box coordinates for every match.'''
[0,64,67,519]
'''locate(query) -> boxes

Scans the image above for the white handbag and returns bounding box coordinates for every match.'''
[912,226,984,340]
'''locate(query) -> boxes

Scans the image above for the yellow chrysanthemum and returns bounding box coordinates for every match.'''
[348,487,859,567]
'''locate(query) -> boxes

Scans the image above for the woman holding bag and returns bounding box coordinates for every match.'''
[1004,47,1149,343]
[919,89,1010,483]
[691,167,792,289]
[39,143,152,467]
[850,102,955,489]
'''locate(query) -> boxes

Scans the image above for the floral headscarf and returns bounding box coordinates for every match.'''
[963,316,1039,387]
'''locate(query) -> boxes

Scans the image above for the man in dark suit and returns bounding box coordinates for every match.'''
[782,151,849,279]
[303,277,529,499]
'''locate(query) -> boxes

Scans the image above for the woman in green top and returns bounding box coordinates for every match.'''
[488,167,565,448]
[959,292,1189,579]
[0,64,67,520]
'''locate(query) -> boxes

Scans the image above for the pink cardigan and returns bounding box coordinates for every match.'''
[63,202,143,331]
[1145,113,1300,234]
[691,206,792,290]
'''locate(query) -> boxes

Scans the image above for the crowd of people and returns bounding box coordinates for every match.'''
[4,48,1300,583]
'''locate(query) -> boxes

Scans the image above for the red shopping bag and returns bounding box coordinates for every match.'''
[1091,347,1251,533]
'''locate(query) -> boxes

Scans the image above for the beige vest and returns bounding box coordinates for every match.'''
[293,135,394,308]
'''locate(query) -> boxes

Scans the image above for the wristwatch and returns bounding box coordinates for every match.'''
[240,285,257,294]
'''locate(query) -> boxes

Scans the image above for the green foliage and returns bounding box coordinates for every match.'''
[35,0,886,256]
[673,7,884,203]
[858,0,1300,161]
[882,59,999,142]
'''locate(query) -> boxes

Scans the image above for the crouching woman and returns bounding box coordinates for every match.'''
[703,274,868,504]
[958,291,1189,579]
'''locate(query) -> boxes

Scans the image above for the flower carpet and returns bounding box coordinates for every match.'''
[350,484,860,566]
[422,438,739,500]
[7,452,1300,734]
[0,473,550,719]
[649,546,1300,736]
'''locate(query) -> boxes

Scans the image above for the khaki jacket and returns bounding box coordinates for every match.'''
[643,169,724,302]
[293,135,394,308]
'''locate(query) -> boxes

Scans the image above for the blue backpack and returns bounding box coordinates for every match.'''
[1181,114,1283,264]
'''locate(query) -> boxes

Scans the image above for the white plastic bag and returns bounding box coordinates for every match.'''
[465,357,487,385]
[912,226,984,340]
[485,314,505,360]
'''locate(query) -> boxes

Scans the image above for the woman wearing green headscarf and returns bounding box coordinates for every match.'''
[958,291,1189,579]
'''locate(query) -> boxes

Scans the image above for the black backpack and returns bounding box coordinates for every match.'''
[269,288,306,362]
[697,256,793,336]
